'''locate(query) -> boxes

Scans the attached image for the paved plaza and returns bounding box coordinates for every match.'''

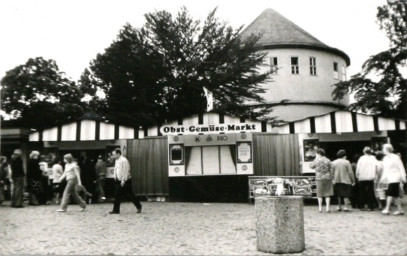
[1,200,407,255]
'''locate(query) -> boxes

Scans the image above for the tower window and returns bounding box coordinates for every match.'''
[342,66,347,81]
[291,57,299,74]
[270,57,278,74]
[333,62,339,79]
[310,57,317,76]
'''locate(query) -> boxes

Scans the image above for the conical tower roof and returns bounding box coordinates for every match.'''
[240,9,350,65]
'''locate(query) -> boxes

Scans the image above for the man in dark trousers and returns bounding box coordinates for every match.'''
[10,149,25,208]
[109,149,142,214]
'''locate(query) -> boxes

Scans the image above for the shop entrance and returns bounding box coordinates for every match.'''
[320,141,370,161]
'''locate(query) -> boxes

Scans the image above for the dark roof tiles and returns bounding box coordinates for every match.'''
[240,9,350,65]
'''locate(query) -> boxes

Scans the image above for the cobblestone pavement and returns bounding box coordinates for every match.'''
[1,200,407,255]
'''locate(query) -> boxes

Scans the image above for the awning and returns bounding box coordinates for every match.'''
[271,110,407,134]
[29,119,140,142]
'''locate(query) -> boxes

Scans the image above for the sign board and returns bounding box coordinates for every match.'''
[237,142,252,163]
[160,123,260,136]
[249,176,316,201]
[184,134,236,146]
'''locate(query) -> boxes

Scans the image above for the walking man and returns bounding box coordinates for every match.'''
[109,149,142,214]
[356,147,377,211]
[95,155,106,203]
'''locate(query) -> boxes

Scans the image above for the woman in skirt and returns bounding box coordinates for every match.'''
[310,148,334,213]
[332,150,355,212]
[380,144,406,215]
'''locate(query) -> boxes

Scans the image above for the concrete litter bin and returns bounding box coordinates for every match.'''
[255,196,305,254]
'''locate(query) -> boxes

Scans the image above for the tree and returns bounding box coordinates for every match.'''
[333,0,407,119]
[1,57,86,129]
[81,7,271,127]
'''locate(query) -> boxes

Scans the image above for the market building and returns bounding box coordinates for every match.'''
[28,111,406,202]
[3,9,407,202]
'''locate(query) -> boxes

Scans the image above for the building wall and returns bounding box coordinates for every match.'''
[258,48,349,106]
[266,104,342,122]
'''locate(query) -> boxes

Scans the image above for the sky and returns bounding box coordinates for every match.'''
[0,0,389,82]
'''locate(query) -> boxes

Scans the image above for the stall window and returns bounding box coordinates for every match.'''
[270,57,278,74]
[309,57,316,76]
[186,146,236,175]
[291,57,299,74]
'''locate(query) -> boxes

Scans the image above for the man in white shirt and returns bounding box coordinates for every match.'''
[109,149,142,214]
[356,147,377,211]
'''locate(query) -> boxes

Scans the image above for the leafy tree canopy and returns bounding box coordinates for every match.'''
[81,7,271,127]
[1,57,86,129]
[333,0,407,118]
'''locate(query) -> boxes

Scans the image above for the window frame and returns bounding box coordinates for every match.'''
[291,57,299,75]
[342,65,347,81]
[309,57,317,76]
[333,62,339,79]
[270,57,278,74]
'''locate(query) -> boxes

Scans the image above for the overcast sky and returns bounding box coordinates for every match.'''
[0,0,389,82]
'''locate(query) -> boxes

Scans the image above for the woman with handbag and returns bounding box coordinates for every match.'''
[380,144,406,215]
[310,148,334,213]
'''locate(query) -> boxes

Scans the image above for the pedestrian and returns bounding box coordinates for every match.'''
[27,151,42,205]
[380,144,406,215]
[56,154,86,212]
[95,155,107,203]
[10,149,25,208]
[109,149,142,214]
[39,155,50,205]
[350,154,360,209]
[332,150,355,212]
[51,159,64,205]
[73,158,93,203]
[374,152,386,210]
[356,147,377,211]
[310,148,333,213]
[0,156,8,205]
[79,154,96,203]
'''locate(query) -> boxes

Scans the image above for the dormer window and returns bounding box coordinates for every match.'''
[291,57,299,74]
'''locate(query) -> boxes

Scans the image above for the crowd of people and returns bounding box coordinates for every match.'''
[310,143,406,215]
[1,144,405,216]
[0,148,142,214]
[0,150,109,208]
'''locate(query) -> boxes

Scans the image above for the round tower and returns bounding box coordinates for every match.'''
[240,9,351,122]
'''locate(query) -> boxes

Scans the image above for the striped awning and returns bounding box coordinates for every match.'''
[29,119,140,142]
[272,110,407,134]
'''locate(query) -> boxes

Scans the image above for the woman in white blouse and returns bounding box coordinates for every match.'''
[380,144,406,215]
